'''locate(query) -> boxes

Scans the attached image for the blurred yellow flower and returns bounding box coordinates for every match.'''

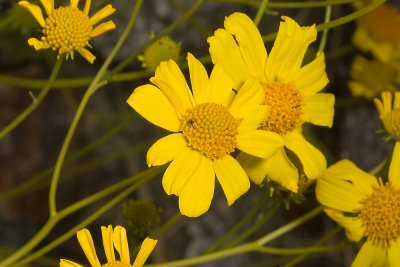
[18,0,116,63]
[60,225,157,267]
[127,53,283,217]
[316,142,400,267]
[374,91,400,138]
[208,13,334,193]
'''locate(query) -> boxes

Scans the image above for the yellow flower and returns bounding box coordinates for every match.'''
[208,13,334,193]
[18,0,116,63]
[374,91,400,138]
[127,53,284,217]
[60,225,157,267]
[316,142,400,267]
[349,56,398,99]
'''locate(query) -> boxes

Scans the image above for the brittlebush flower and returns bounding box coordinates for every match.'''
[374,91,400,138]
[127,53,284,217]
[316,142,400,267]
[18,0,116,63]
[208,13,334,193]
[60,225,157,267]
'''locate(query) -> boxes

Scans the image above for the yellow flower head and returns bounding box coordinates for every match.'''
[208,13,334,193]
[374,91,400,138]
[316,142,400,267]
[127,53,284,217]
[18,0,116,63]
[60,225,157,267]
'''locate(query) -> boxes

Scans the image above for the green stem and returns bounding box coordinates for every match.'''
[318,4,332,52]
[209,0,361,8]
[0,57,63,140]
[254,243,349,255]
[48,0,144,216]
[151,212,183,238]
[253,0,269,26]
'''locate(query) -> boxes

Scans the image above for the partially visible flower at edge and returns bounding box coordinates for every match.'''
[60,225,157,267]
[18,0,116,63]
[316,142,400,267]
[127,52,284,217]
[374,91,400,139]
[208,12,334,193]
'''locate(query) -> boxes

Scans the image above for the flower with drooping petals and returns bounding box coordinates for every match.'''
[374,91,400,139]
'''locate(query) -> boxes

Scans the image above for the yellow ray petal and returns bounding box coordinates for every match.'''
[179,155,214,217]
[214,155,250,205]
[237,130,283,158]
[113,226,130,264]
[39,0,54,15]
[27,38,50,50]
[187,52,210,105]
[224,12,267,83]
[147,133,187,167]
[89,21,116,37]
[265,16,316,82]
[89,4,116,25]
[101,225,115,263]
[237,105,267,133]
[18,1,45,27]
[83,0,91,15]
[229,78,264,119]
[389,142,400,189]
[209,64,235,107]
[236,152,266,185]
[60,259,84,267]
[284,131,326,179]
[127,84,181,132]
[302,93,335,127]
[352,241,387,267]
[323,208,365,242]
[132,238,158,267]
[292,52,329,96]
[208,28,249,89]
[77,229,101,267]
[70,0,79,8]
[388,239,400,267]
[77,48,96,64]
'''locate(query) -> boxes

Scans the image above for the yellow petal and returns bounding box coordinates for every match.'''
[89,4,116,25]
[284,131,326,179]
[208,29,249,89]
[323,208,365,242]
[292,52,329,96]
[77,48,95,64]
[187,52,210,105]
[389,142,400,189]
[101,225,115,263]
[83,0,91,15]
[236,152,266,185]
[229,78,264,119]
[18,1,45,27]
[39,0,53,15]
[60,259,83,267]
[113,226,130,264]
[70,0,79,8]
[302,93,335,127]
[151,59,194,116]
[214,155,250,205]
[28,38,50,50]
[89,21,116,37]
[132,238,158,267]
[224,12,267,83]
[265,16,316,82]
[76,229,101,267]
[237,130,283,158]
[147,133,187,167]
[238,105,267,133]
[388,239,400,267]
[352,241,387,267]
[162,147,200,196]
[179,155,214,217]
[209,64,235,106]
[127,84,181,132]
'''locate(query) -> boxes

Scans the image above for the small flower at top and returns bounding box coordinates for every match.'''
[374,91,400,140]
[60,225,157,267]
[18,0,116,63]
[316,142,400,267]
[208,13,334,193]
[127,53,284,217]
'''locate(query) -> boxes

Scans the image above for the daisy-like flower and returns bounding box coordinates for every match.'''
[60,225,157,267]
[127,53,284,217]
[208,13,334,193]
[18,0,116,63]
[316,142,400,267]
[374,91,400,138]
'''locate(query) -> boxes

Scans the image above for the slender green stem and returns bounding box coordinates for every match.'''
[253,0,269,26]
[318,4,332,52]
[254,243,350,255]
[0,57,63,140]
[209,0,361,8]
[151,212,183,238]
[48,0,144,216]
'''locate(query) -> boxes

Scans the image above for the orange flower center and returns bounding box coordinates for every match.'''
[102,262,131,267]
[181,103,241,160]
[261,81,304,135]
[358,180,400,248]
[42,6,92,53]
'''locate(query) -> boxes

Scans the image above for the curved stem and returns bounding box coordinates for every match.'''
[209,0,361,8]
[253,0,269,26]
[0,57,63,140]
[48,0,144,216]
[318,4,332,52]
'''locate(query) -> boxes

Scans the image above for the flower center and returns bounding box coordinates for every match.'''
[261,81,304,135]
[42,6,92,53]
[382,108,400,137]
[358,180,400,248]
[181,103,241,160]
[102,262,131,267]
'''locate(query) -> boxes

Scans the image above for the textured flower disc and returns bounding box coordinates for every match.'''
[181,103,241,160]
[261,81,304,135]
[358,180,400,248]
